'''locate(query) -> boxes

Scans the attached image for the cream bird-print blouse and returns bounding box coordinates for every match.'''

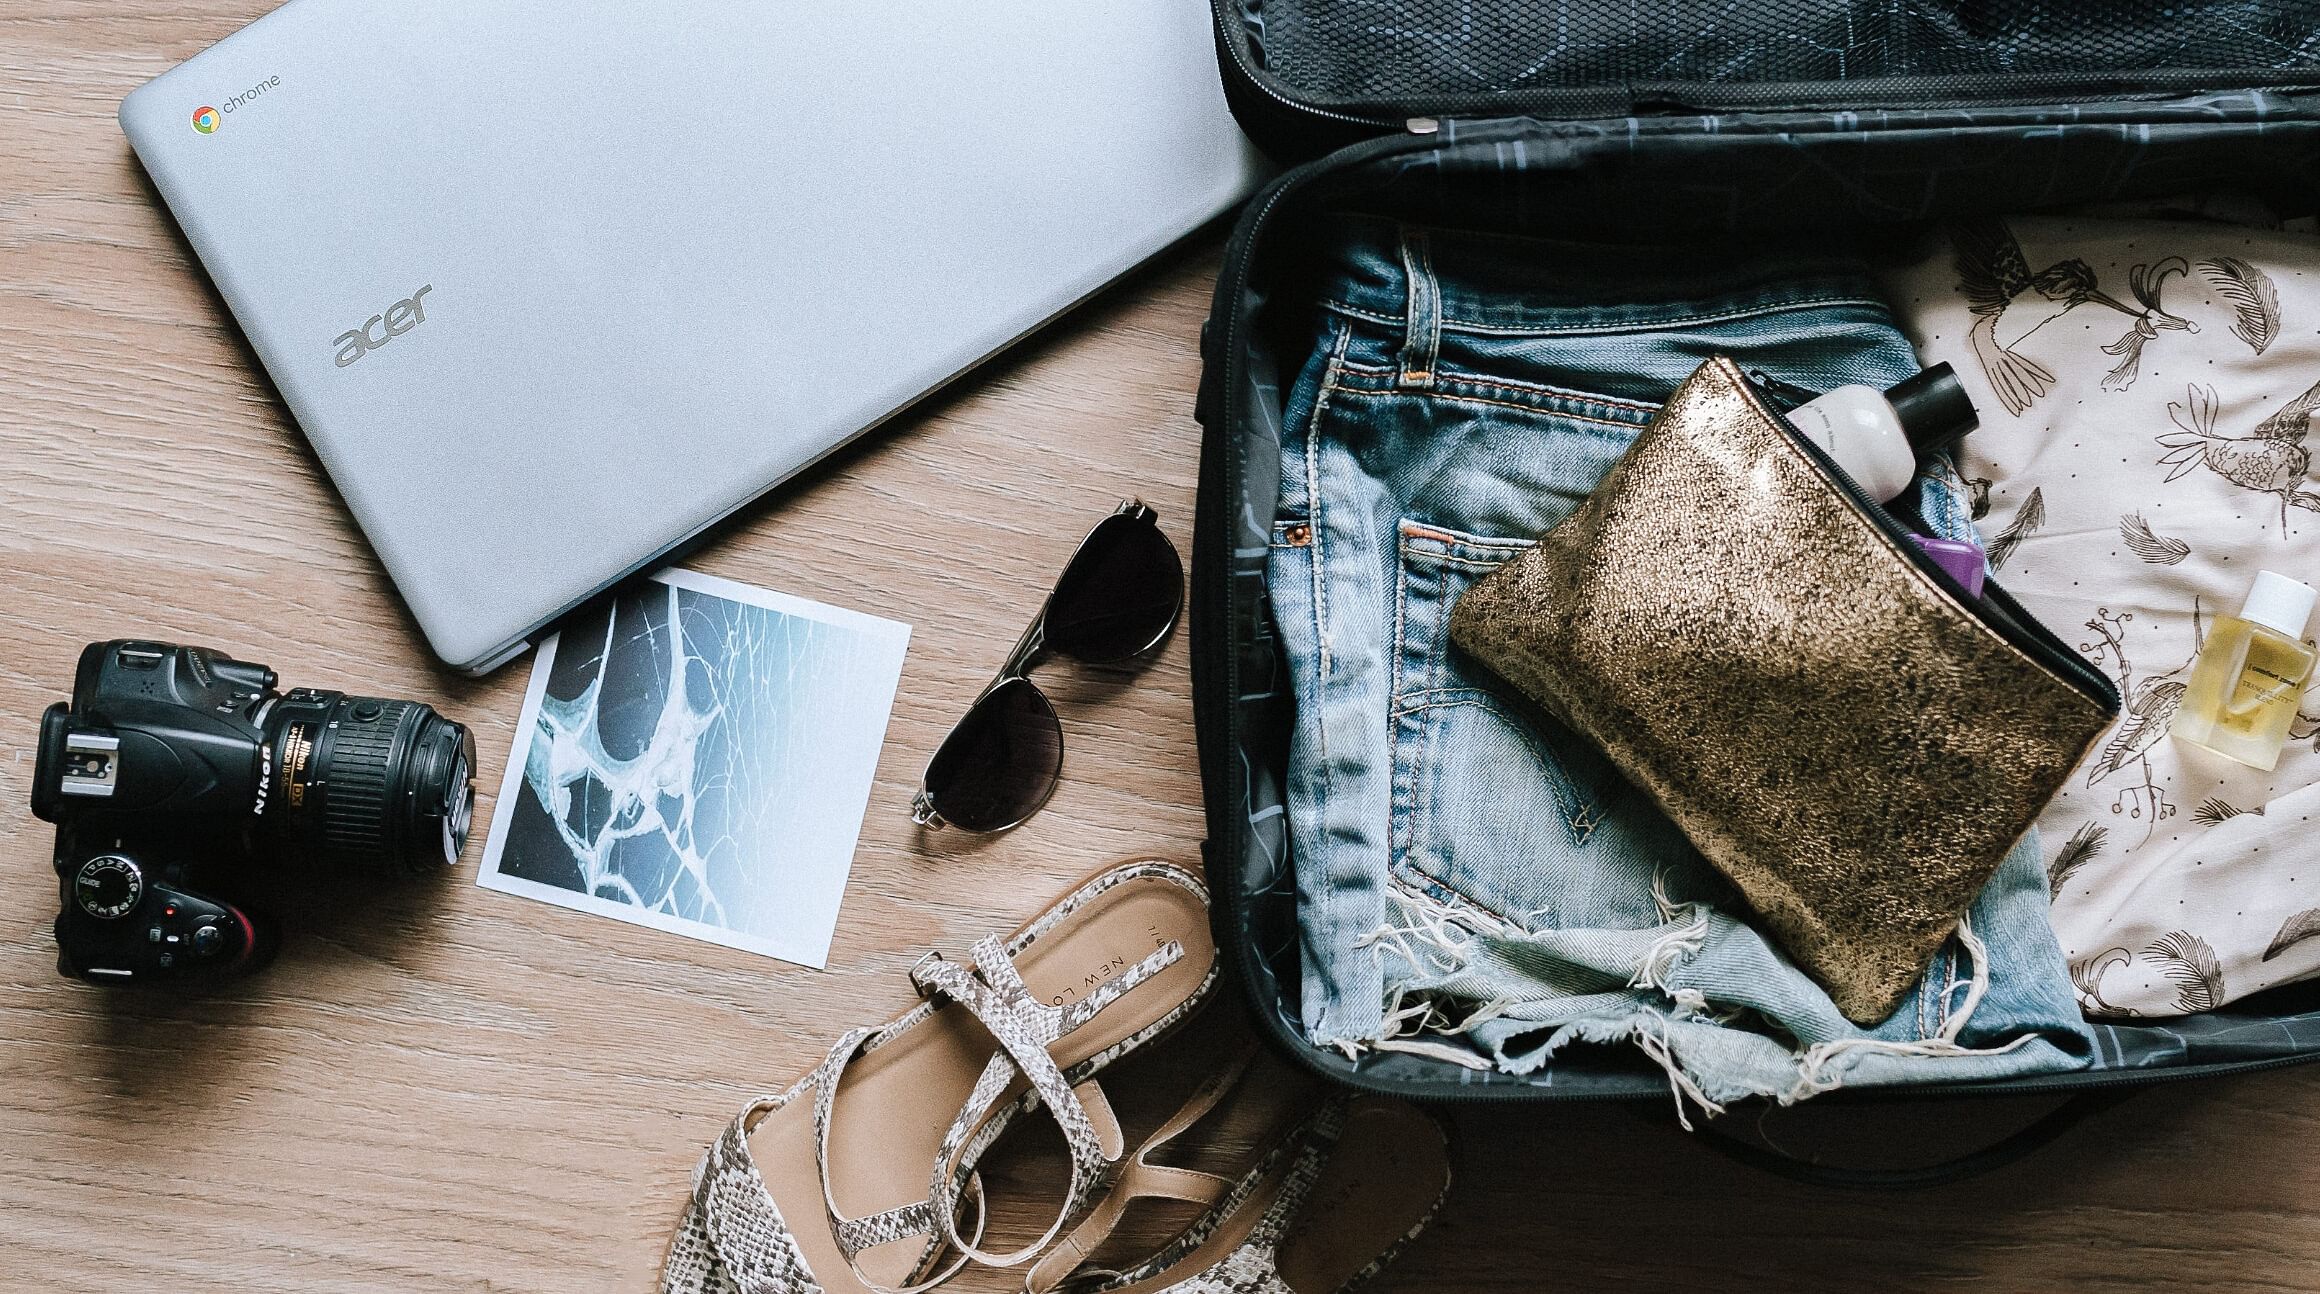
[1882,206,2320,1018]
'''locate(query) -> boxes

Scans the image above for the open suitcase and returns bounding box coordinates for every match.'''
[1189,0,2320,1185]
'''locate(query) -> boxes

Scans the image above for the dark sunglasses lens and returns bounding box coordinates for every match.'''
[1044,513,1184,663]
[924,677,1063,832]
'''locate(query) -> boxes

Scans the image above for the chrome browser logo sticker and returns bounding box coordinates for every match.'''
[192,106,220,134]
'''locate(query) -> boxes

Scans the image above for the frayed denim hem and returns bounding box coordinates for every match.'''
[1344,880,2087,1127]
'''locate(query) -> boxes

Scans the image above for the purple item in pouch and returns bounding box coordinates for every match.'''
[1910,534,1987,598]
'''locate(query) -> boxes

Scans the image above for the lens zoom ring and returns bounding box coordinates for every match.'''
[320,703,409,869]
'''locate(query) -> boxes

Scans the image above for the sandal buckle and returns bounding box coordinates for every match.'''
[909,950,946,997]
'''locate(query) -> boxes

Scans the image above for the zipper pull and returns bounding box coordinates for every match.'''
[1746,368,1821,412]
[1406,116,1440,135]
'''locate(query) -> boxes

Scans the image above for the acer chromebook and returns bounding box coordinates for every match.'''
[121,1,1266,673]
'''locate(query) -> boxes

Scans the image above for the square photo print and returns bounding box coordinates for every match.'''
[478,569,910,968]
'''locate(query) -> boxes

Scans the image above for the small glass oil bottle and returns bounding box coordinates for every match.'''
[2172,569,2319,771]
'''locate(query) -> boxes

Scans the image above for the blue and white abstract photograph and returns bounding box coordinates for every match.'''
[477,569,910,968]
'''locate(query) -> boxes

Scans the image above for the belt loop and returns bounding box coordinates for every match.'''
[1395,225,1440,391]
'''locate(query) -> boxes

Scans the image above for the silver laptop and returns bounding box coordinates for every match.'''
[122,0,1265,672]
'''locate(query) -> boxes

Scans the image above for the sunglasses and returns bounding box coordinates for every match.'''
[911,500,1184,832]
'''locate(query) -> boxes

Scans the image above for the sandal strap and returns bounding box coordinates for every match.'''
[1023,1047,1257,1294]
[679,1094,821,1294]
[805,1026,896,1253]
[911,943,1115,1201]
[801,934,1183,1290]
[831,1201,938,1258]
[843,1174,990,1294]
[915,935,1188,1270]
[795,1027,987,1294]
[1045,1097,1354,1294]
[801,1027,983,1294]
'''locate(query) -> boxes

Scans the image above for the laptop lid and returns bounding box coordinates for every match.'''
[122,0,1265,671]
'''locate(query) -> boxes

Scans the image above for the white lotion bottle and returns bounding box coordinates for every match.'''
[1783,363,1979,502]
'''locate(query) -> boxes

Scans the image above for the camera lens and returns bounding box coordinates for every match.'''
[260,692,477,873]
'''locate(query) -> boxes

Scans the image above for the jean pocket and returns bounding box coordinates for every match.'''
[1389,522,1668,928]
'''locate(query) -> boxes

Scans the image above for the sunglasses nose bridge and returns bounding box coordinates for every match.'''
[998,604,1052,680]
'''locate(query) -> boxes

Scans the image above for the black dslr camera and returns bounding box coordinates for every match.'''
[30,641,476,985]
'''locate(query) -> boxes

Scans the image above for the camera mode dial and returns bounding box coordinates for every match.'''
[73,854,144,920]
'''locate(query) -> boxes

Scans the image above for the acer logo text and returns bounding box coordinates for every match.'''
[334,285,434,367]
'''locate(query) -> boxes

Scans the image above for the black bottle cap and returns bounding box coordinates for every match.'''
[1885,362,1978,455]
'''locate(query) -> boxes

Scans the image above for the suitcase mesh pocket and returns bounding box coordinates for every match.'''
[1242,0,2320,112]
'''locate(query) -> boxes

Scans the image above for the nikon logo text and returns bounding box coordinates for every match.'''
[333,285,434,368]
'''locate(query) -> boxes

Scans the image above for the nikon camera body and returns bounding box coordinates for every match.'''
[30,641,474,985]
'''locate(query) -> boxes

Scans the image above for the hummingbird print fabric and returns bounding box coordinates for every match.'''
[1882,211,2320,1017]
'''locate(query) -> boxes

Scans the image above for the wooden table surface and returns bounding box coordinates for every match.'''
[9,7,2320,1293]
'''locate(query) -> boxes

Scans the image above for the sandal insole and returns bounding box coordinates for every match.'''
[1274,1099,1450,1293]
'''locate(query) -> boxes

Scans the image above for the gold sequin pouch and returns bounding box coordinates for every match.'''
[1448,357,2120,1025]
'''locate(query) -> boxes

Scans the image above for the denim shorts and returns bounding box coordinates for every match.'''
[1268,216,2092,1107]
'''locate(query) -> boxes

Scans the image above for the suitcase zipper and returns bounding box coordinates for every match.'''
[1205,0,1400,139]
[1226,1041,2320,1107]
[1197,129,1455,1092]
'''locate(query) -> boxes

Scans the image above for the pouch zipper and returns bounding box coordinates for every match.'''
[1738,366,2119,711]
[1744,368,1820,412]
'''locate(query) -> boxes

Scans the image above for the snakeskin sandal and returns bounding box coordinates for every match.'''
[663,860,1218,1294]
[1024,1051,1452,1294]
